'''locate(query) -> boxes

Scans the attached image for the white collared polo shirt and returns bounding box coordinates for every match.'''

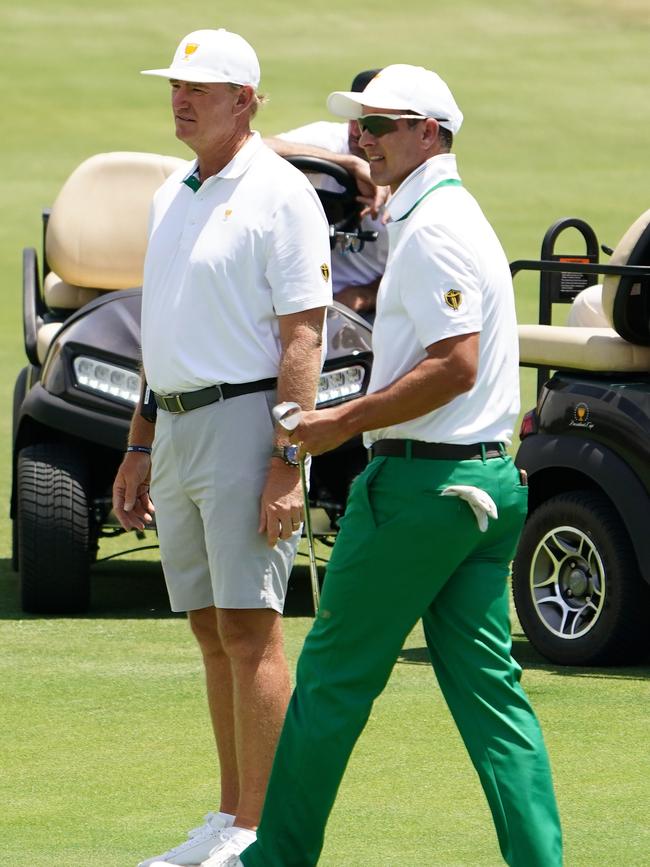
[141,132,332,395]
[278,121,389,295]
[365,153,520,447]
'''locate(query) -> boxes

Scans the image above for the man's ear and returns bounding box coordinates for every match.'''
[421,118,441,150]
[233,85,256,116]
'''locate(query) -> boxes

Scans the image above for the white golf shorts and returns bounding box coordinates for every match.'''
[150,390,299,613]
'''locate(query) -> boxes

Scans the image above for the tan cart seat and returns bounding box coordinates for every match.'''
[519,209,650,375]
[518,324,650,373]
[37,151,187,362]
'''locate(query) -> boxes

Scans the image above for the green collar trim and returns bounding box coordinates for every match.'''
[395,178,462,222]
[183,171,202,192]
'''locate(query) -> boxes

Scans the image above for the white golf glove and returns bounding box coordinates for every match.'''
[440,485,498,533]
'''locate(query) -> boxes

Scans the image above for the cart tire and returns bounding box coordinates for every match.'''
[512,490,648,666]
[17,442,91,614]
[11,365,31,572]
[12,518,19,573]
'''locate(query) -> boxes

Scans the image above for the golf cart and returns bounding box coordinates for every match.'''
[511,210,650,665]
[12,151,374,614]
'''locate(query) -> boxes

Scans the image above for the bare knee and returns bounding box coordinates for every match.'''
[188,606,223,660]
[217,609,284,667]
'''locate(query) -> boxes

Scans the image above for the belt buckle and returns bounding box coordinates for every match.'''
[165,393,186,414]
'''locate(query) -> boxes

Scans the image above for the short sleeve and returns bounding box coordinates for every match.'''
[265,186,333,315]
[399,224,483,349]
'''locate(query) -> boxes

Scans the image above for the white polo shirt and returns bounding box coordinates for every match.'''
[141,132,332,395]
[278,121,389,295]
[365,153,519,447]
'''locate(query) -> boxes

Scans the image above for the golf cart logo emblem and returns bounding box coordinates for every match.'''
[183,43,199,60]
[444,289,462,310]
[570,402,594,430]
[320,263,330,282]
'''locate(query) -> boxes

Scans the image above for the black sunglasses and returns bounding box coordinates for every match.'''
[356,113,448,137]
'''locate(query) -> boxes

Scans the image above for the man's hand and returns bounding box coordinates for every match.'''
[291,407,350,458]
[259,461,304,547]
[112,452,155,531]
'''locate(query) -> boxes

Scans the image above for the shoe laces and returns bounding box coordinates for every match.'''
[158,814,221,858]
[207,827,255,859]
[187,812,218,839]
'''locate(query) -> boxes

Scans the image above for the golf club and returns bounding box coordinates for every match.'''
[272,401,320,614]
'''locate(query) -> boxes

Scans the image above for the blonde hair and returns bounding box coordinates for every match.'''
[228,83,267,118]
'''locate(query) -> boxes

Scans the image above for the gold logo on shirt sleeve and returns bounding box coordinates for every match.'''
[444,289,462,310]
[320,263,330,282]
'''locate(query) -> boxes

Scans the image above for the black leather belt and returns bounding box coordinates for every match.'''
[153,378,277,414]
[369,439,505,461]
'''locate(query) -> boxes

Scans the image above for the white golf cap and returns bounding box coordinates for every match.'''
[327,64,463,134]
[141,28,260,88]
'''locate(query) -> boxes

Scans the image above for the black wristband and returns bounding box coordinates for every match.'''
[126,445,152,455]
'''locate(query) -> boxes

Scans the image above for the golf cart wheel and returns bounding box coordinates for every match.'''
[17,442,91,614]
[11,365,31,572]
[512,490,647,666]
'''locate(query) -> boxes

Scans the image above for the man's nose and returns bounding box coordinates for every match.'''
[358,128,375,148]
[172,86,188,107]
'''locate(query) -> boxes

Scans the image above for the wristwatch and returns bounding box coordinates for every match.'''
[271,444,300,467]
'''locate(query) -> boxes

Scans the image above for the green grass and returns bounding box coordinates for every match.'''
[2,0,650,864]
[2,548,650,866]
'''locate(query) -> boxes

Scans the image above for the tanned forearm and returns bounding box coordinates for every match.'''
[275,309,326,445]
[338,358,471,437]
[317,332,480,448]
[128,371,156,448]
[127,406,155,448]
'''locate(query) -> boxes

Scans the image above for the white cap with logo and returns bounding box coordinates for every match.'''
[141,28,260,88]
[327,64,463,134]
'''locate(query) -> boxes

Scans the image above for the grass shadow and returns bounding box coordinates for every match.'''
[398,633,650,680]
[0,554,320,620]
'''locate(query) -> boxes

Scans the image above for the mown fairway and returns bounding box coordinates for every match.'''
[1,1,649,864]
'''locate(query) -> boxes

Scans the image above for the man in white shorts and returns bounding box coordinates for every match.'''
[112,27,331,867]
[266,70,389,318]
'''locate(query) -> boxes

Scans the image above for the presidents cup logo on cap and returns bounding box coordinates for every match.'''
[141,28,261,88]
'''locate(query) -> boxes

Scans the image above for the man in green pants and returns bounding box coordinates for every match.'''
[207,64,563,867]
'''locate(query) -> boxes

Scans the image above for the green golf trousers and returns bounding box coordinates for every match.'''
[241,453,563,866]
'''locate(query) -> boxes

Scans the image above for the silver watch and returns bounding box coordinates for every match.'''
[271,444,300,467]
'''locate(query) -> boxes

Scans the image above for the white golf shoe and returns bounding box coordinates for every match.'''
[199,827,256,866]
[137,811,234,866]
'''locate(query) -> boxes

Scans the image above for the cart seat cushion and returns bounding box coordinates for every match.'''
[45,151,187,291]
[36,322,64,365]
[566,283,608,327]
[518,324,650,373]
[602,208,650,343]
[43,271,101,310]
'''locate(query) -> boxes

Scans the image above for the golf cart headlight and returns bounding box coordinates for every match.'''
[73,356,141,404]
[317,365,365,405]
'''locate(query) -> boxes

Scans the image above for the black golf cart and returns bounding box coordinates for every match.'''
[12,151,374,614]
[511,210,650,665]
